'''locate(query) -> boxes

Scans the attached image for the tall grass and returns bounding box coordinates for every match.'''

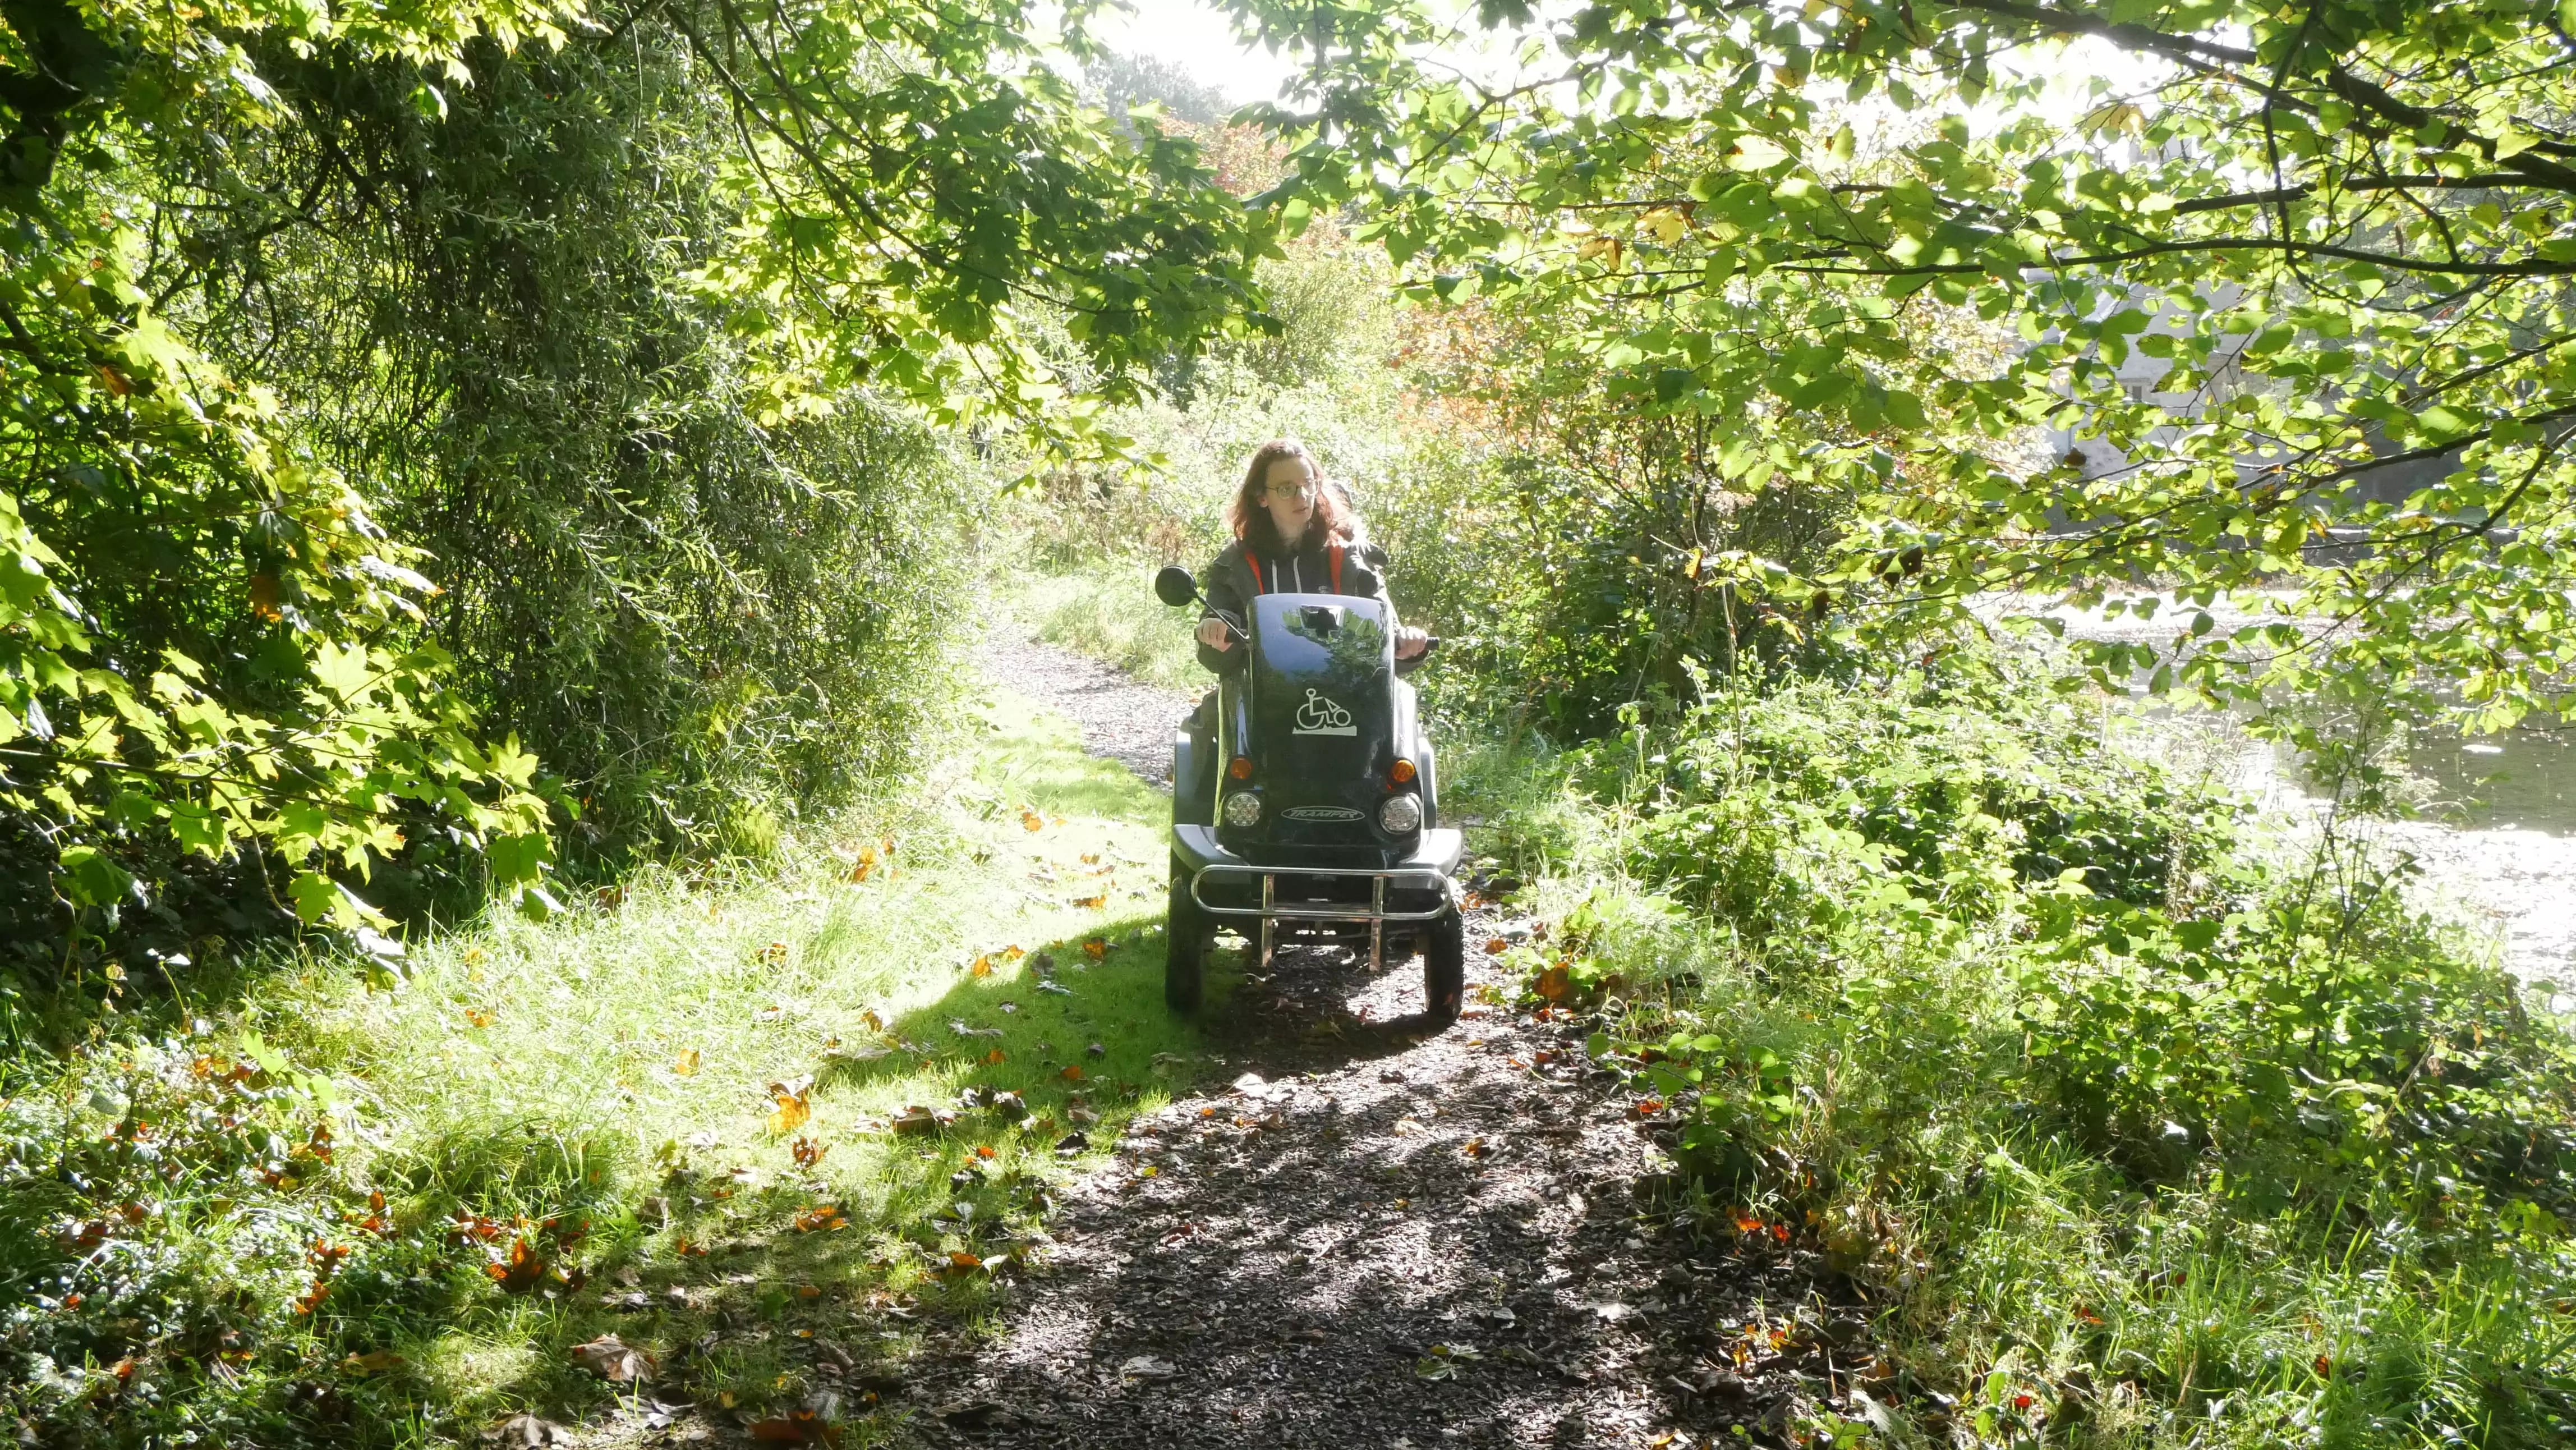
[1,692,1227,1445]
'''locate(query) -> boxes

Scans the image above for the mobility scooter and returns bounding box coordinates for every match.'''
[1152,565,1467,1025]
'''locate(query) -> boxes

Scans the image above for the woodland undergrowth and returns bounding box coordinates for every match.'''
[1465,644,2576,1449]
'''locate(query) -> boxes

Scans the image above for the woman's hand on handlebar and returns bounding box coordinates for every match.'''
[1196,617,1235,652]
[1396,627,1430,660]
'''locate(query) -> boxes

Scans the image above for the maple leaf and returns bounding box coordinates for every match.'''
[486,1237,549,1294]
[767,1076,814,1135]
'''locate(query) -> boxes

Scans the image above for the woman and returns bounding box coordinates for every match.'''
[1193,439,1429,670]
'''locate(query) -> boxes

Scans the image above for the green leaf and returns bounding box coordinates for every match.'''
[57,845,135,908]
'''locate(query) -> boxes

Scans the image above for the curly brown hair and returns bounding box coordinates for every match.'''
[1228,439,1360,548]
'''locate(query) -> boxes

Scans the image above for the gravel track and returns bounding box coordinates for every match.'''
[898,636,1838,1448]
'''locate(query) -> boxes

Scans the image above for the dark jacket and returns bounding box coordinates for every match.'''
[1196,530,1399,673]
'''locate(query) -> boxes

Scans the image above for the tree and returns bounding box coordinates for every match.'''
[1232,0,2576,753]
[1,0,1270,964]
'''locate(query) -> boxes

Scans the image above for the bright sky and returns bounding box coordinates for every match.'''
[1081,0,2165,131]
[1088,0,1305,106]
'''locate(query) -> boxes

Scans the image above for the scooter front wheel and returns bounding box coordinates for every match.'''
[1165,857,1208,1013]
[1421,906,1465,1027]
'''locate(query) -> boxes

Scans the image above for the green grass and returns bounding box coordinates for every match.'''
[1004,559,1206,693]
[1,689,1230,1446]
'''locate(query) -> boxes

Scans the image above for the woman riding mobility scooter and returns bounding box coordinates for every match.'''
[1152,564,1468,1025]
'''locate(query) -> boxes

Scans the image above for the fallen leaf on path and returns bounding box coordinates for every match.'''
[1119,1355,1176,1379]
[1021,809,1044,832]
[1414,1343,1481,1380]
[767,1077,814,1135]
[569,1334,655,1382]
[790,1136,829,1169]
[1484,938,1508,955]
[849,841,887,883]
[891,1105,953,1136]
[485,1238,549,1295]
[794,1204,849,1232]
[671,1049,700,1076]
[1535,965,1570,1001]
[970,954,994,978]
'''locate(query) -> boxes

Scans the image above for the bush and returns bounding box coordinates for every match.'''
[1504,642,2576,1447]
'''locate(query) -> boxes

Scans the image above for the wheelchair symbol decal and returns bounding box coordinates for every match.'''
[1293,689,1356,736]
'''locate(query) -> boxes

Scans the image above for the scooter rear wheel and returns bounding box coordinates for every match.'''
[1165,857,1208,1013]
[1421,906,1465,1027]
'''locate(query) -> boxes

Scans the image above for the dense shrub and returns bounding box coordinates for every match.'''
[1494,644,2576,1446]
[206,37,970,864]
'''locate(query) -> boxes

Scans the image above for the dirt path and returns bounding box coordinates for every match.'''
[907,638,1832,1447]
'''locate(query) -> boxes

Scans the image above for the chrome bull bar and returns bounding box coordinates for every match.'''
[1188,862,1457,972]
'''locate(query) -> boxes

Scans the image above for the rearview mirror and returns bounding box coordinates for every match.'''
[1153,565,1199,608]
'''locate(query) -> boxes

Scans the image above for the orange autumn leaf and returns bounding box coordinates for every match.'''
[985,1048,1006,1064]
[767,1076,814,1135]
[1082,938,1107,961]
[970,955,993,978]
[1020,809,1043,832]
[790,1136,829,1169]
[465,1007,498,1028]
[1060,1064,1084,1082]
[486,1237,549,1294]
[1483,938,1508,955]
[671,1049,701,1076]
[1002,945,1025,961]
[793,1204,848,1233]
[1534,965,1570,1001]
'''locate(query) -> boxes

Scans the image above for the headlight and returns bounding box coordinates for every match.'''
[1223,791,1263,828]
[1378,793,1422,833]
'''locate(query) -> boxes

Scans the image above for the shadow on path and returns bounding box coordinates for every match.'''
[899,926,1839,1450]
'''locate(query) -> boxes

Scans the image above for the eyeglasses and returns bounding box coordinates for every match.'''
[1264,481,1318,503]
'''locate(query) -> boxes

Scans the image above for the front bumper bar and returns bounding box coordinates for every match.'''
[1171,824,1464,971]
[1171,824,1464,922]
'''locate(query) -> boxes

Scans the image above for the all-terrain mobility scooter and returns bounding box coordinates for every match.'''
[1152,565,1468,1025]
